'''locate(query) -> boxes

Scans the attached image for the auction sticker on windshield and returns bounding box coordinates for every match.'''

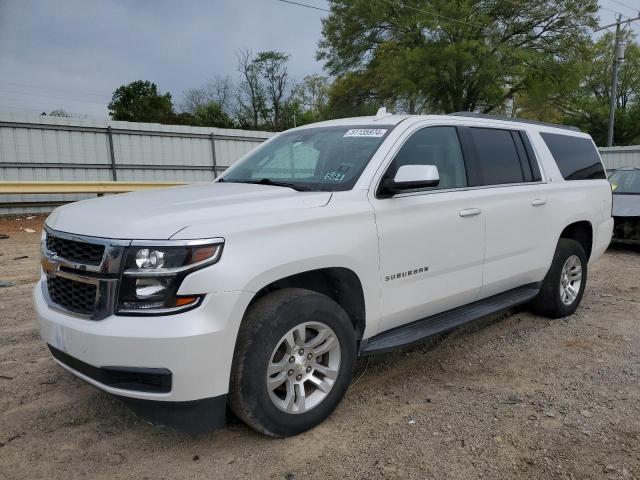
[343,129,388,138]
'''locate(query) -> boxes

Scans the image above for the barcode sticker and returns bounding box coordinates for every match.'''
[343,129,388,138]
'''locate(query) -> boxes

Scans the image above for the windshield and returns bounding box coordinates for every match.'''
[609,169,640,194]
[220,126,392,191]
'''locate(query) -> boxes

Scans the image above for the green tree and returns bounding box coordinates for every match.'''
[325,72,380,119]
[290,75,330,121]
[169,111,200,126]
[254,51,290,129]
[237,49,269,129]
[236,49,292,130]
[519,31,640,145]
[182,75,234,116]
[108,80,174,123]
[193,101,235,128]
[318,0,598,116]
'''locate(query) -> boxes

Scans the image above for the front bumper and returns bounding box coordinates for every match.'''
[34,278,253,405]
[612,216,640,245]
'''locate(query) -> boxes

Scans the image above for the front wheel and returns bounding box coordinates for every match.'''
[530,238,588,318]
[229,288,356,437]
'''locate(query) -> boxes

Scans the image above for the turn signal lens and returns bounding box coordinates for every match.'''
[191,245,217,264]
[175,296,198,307]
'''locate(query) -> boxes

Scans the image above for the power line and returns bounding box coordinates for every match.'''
[606,0,639,14]
[275,0,329,12]
[0,105,106,119]
[595,13,640,30]
[0,101,106,115]
[0,104,51,113]
[599,5,627,16]
[0,92,107,110]
[377,0,486,29]
[0,103,97,114]
[0,89,108,106]
[280,0,609,33]
[276,0,487,29]
[0,80,111,99]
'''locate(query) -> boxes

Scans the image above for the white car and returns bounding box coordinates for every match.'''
[35,111,613,436]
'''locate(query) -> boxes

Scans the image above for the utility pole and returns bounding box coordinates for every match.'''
[595,14,640,147]
[607,15,622,147]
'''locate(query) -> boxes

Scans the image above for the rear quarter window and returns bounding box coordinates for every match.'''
[540,133,606,181]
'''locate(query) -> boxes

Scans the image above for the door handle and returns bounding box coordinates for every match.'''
[531,199,547,207]
[459,208,482,217]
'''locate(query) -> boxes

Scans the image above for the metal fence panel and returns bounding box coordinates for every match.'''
[0,113,274,214]
[7,112,639,215]
[599,146,640,171]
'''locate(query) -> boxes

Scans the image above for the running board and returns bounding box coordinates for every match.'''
[359,283,541,355]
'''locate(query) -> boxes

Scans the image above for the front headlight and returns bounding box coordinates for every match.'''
[117,239,223,315]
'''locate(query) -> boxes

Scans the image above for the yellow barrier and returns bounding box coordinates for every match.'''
[0,181,192,194]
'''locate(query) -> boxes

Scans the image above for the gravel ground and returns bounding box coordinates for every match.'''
[1,215,639,480]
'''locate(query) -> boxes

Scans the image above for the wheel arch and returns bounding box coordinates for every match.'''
[247,267,367,340]
[559,220,593,260]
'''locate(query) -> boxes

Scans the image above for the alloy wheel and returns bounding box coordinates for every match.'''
[559,254,583,305]
[266,322,341,414]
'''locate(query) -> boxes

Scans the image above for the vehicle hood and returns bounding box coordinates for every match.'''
[46,183,332,239]
[612,193,640,217]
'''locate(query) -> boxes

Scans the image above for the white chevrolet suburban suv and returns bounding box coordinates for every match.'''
[35,111,613,436]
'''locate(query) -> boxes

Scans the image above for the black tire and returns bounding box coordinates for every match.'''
[228,288,356,437]
[530,238,588,318]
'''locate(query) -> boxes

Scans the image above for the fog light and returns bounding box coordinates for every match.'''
[135,278,170,299]
[135,249,165,269]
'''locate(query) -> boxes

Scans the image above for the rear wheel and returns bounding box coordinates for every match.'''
[530,238,588,318]
[229,288,356,437]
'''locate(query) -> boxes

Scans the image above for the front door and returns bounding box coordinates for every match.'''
[370,125,486,333]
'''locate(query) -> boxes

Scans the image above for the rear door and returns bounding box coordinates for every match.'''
[459,126,551,298]
[370,124,486,332]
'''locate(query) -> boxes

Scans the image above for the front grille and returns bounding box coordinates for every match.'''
[47,274,97,316]
[46,234,104,265]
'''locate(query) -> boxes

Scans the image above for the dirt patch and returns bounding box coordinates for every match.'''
[0,214,48,236]
[1,217,639,479]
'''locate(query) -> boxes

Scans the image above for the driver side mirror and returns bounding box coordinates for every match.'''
[379,164,440,197]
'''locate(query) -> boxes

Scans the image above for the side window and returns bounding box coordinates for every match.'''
[468,128,524,185]
[384,126,467,190]
[540,133,606,181]
[519,131,542,182]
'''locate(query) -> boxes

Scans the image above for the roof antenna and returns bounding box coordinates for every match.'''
[375,107,392,120]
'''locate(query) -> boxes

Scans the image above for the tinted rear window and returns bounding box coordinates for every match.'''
[540,133,606,181]
[468,128,524,185]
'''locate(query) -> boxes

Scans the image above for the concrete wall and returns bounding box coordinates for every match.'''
[0,113,274,214]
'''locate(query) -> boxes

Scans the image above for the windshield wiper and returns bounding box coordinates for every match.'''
[220,178,313,192]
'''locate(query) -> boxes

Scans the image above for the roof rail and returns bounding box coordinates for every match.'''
[448,112,581,132]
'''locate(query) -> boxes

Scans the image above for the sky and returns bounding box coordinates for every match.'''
[0,0,638,119]
[0,0,328,117]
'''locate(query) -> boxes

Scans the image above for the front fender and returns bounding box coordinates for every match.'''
[177,195,382,338]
